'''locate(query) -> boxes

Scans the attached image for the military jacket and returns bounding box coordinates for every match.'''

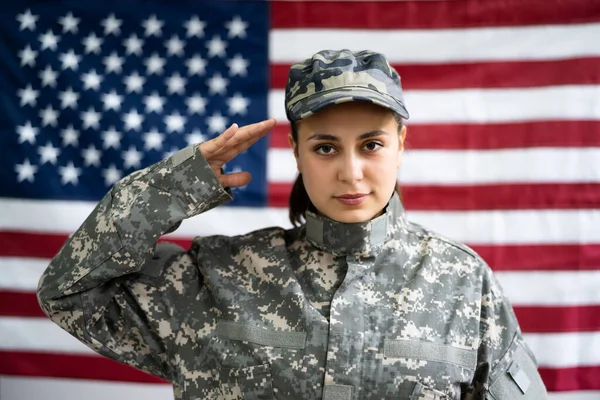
[37,144,548,400]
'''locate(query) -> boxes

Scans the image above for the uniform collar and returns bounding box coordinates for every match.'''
[304,192,406,257]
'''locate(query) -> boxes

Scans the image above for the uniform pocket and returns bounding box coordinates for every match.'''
[219,363,276,400]
[410,382,449,400]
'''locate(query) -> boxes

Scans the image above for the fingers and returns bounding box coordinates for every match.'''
[199,123,238,156]
[228,118,276,149]
[220,171,252,188]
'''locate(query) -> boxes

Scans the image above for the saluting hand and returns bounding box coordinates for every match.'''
[199,118,277,188]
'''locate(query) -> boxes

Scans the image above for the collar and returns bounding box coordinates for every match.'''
[304,192,406,257]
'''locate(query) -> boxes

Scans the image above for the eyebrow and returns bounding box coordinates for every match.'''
[306,130,389,142]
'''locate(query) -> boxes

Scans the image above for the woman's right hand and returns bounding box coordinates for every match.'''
[198,118,277,188]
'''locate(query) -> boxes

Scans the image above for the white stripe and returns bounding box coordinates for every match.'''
[1,317,598,369]
[548,392,600,400]
[2,199,600,244]
[267,147,600,185]
[268,85,600,123]
[270,23,600,63]
[525,331,600,368]
[4,257,600,307]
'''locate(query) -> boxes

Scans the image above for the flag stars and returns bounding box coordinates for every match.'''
[59,87,79,109]
[82,70,103,90]
[60,50,81,70]
[16,159,38,183]
[82,33,103,54]
[143,128,164,150]
[38,142,60,165]
[82,144,102,167]
[59,162,82,185]
[39,30,60,51]
[185,16,205,37]
[186,130,206,145]
[166,73,186,95]
[102,127,121,149]
[206,36,227,58]
[81,107,101,129]
[104,52,124,74]
[186,94,207,114]
[59,12,80,34]
[207,112,228,134]
[17,121,38,144]
[143,15,164,37]
[123,109,144,131]
[228,93,249,115]
[165,112,186,133]
[186,55,207,76]
[17,9,38,31]
[145,53,165,75]
[144,92,165,113]
[102,14,122,36]
[166,36,185,56]
[103,164,122,186]
[61,125,79,147]
[124,34,143,56]
[39,66,58,87]
[122,146,143,169]
[19,45,37,67]
[124,71,145,93]
[226,16,248,39]
[208,73,228,95]
[228,54,249,76]
[102,90,123,111]
[18,84,39,107]
[40,105,59,127]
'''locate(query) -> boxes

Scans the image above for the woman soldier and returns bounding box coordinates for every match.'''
[37,49,548,399]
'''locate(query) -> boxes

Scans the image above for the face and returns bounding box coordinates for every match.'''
[289,102,406,223]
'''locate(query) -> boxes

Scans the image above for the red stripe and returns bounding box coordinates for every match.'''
[1,350,599,391]
[4,289,599,334]
[0,351,167,384]
[2,232,600,271]
[271,58,600,90]
[269,121,600,150]
[514,305,600,333]
[271,0,600,29]
[268,182,600,211]
[539,365,600,392]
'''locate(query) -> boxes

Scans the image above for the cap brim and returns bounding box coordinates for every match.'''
[287,87,410,122]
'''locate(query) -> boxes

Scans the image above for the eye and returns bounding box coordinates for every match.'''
[363,141,382,152]
[315,144,336,155]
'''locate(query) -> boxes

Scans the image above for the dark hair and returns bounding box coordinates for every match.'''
[288,112,404,227]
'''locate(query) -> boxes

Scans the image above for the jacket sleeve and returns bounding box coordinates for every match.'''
[466,261,549,399]
[36,144,232,381]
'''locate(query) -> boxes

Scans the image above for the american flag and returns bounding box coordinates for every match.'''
[1,1,599,399]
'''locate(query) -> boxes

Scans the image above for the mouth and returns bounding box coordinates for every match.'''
[335,193,369,205]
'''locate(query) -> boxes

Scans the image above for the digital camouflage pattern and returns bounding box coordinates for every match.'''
[37,144,548,399]
[285,49,410,122]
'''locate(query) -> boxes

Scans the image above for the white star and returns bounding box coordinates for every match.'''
[124,34,143,56]
[144,92,165,113]
[101,14,122,36]
[122,146,143,169]
[38,142,60,165]
[103,164,122,186]
[82,144,102,167]
[82,33,103,54]
[17,121,38,144]
[102,127,121,149]
[103,52,124,74]
[19,45,37,67]
[145,53,165,75]
[207,112,228,134]
[17,9,38,31]
[166,35,185,56]
[81,107,101,129]
[207,73,228,95]
[59,87,79,109]
[228,54,249,76]
[17,84,39,107]
[59,50,81,70]
[164,112,186,133]
[143,15,163,37]
[102,90,123,111]
[206,36,227,58]
[39,30,60,51]
[185,16,205,37]
[59,162,81,185]
[225,16,248,39]
[186,94,207,114]
[186,129,206,145]
[143,128,164,150]
[39,66,58,87]
[123,72,145,93]
[227,93,249,115]
[186,55,207,76]
[166,73,186,95]
[123,109,144,131]
[59,12,80,34]
[82,70,103,90]
[40,105,59,127]
[15,159,38,183]
[61,125,79,147]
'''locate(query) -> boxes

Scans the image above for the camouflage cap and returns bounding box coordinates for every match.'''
[284,49,410,122]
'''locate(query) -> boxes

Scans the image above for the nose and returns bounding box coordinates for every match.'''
[337,152,364,185]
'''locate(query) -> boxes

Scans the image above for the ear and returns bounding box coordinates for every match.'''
[288,133,301,173]
[397,125,407,169]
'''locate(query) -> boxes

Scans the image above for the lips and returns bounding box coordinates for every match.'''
[336,193,368,199]
[335,193,369,206]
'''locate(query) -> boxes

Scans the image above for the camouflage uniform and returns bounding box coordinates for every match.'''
[37,50,548,399]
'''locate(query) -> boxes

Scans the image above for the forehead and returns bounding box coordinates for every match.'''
[299,101,397,130]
